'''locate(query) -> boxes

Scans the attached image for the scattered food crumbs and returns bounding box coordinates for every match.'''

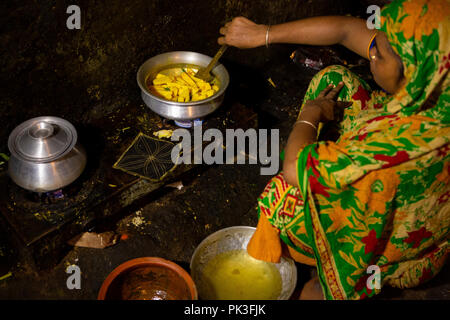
[128,209,145,228]
[267,78,277,88]
[131,216,144,226]
[33,211,53,221]
[153,129,173,139]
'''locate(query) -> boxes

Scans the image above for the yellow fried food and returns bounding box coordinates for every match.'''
[149,68,219,102]
[153,129,173,139]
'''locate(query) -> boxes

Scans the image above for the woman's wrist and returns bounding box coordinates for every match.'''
[257,24,270,47]
[298,106,321,125]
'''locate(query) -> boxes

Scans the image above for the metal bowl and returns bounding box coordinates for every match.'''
[137,51,230,121]
[190,226,297,300]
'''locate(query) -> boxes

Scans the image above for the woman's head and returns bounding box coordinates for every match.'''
[369,31,406,94]
[378,0,449,116]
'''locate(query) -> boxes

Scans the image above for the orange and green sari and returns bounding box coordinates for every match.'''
[247,0,450,299]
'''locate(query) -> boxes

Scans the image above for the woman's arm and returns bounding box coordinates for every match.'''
[218,16,376,59]
[283,83,350,187]
[283,109,319,187]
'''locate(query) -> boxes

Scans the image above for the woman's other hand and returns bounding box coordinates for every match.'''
[218,17,267,49]
[300,82,351,123]
[283,82,351,187]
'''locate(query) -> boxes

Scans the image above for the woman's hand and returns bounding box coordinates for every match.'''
[218,17,267,49]
[299,82,351,123]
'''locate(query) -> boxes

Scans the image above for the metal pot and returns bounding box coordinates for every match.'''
[137,51,230,121]
[7,116,87,193]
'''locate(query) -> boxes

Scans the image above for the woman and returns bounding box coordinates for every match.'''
[219,0,449,299]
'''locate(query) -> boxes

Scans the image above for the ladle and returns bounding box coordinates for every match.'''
[195,44,228,82]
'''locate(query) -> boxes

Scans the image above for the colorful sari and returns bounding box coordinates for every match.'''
[247,0,450,299]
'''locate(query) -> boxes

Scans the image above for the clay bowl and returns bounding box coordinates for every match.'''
[98,257,198,300]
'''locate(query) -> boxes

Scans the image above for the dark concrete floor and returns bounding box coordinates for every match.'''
[0,43,448,300]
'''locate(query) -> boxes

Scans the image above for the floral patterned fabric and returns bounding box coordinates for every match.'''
[247,0,449,299]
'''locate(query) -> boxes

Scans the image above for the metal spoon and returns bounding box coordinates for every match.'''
[195,44,228,83]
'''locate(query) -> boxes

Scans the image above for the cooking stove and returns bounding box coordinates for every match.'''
[173,119,204,128]
[3,167,98,238]
[0,155,111,268]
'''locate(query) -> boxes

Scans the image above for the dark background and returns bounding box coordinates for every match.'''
[2,0,447,301]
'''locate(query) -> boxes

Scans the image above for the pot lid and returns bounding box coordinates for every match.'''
[8,116,78,163]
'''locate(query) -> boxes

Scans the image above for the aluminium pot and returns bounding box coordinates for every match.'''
[7,116,87,193]
[137,51,230,121]
[190,226,297,300]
